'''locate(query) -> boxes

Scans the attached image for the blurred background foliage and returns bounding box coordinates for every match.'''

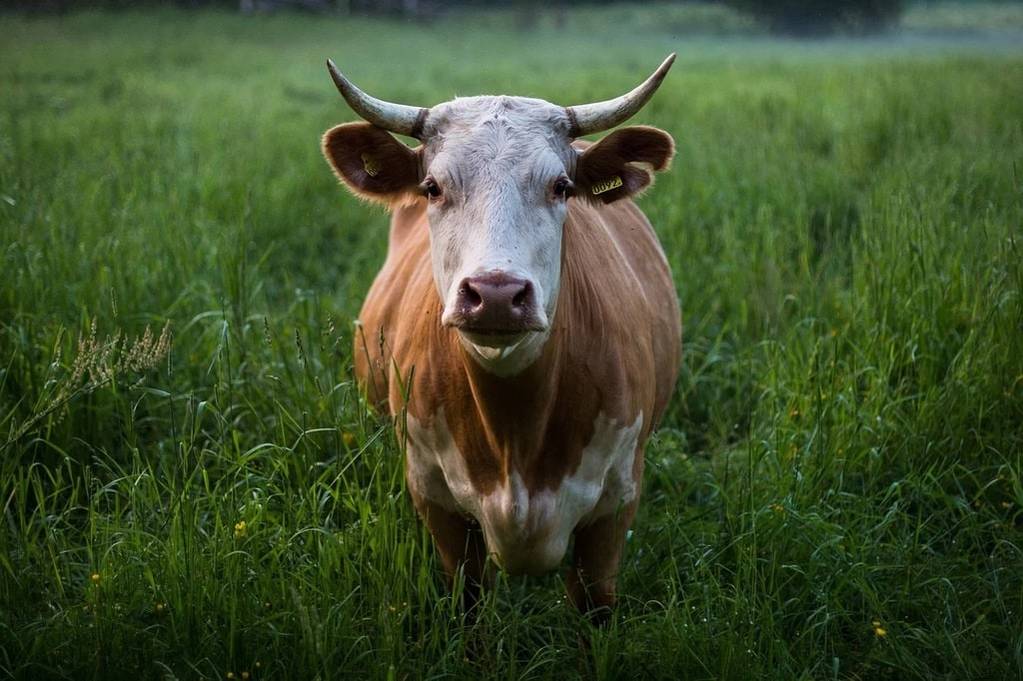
[6,0,1023,36]
[0,0,979,35]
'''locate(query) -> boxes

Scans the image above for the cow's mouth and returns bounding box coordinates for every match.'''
[444,310,548,348]
[457,327,530,349]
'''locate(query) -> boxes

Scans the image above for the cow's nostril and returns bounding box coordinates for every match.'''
[512,283,531,308]
[460,284,483,308]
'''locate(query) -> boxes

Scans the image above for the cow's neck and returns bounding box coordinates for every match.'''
[455,325,564,466]
[424,230,607,491]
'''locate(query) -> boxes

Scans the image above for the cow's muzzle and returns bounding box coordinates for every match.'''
[443,271,548,341]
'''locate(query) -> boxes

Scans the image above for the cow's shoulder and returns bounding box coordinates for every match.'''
[354,198,436,412]
[562,196,675,328]
[560,196,681,429]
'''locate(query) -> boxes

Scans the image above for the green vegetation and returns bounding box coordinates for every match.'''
[1,6,1021,680]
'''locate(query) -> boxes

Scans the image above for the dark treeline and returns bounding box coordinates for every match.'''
[5,0,1000,35]
[728,0,905,35]
[1,0,647,12]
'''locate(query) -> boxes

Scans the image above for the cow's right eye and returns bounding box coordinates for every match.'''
[423,177,442,200]
[553,177,572,198]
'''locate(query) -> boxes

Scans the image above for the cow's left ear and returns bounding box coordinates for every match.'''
[574,126,674,204]
[322,122,421,206]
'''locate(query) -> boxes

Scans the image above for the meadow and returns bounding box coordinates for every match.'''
[1,4,1022,679]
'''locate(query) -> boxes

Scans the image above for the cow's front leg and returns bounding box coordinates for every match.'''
[566,502,638,625]
[409,492,491,613]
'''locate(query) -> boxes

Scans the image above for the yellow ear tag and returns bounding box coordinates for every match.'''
[591,176,623,195]
[361,153,381,177]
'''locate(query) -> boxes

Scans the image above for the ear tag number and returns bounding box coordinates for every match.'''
[591,176,623,195]
[361,153,381,177]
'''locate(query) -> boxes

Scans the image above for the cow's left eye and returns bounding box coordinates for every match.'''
[423,177,442,200]
[552,177,573,199]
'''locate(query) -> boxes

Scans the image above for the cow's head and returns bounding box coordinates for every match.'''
[322,56,675,370]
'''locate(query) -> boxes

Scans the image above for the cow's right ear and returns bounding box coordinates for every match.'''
[321,122,421,206]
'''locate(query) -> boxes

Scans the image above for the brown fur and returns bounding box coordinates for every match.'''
[339,126,680,615]
[575,126,675,204]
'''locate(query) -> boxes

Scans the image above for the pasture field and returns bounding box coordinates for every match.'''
[1,5,1022,680]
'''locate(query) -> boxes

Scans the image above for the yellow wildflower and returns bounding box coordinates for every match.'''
[872,620,887,637]
[234,521,247,538]
[90,572,101,585]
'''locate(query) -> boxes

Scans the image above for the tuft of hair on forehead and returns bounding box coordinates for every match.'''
[416,97,579,190]
[423,96,574,139]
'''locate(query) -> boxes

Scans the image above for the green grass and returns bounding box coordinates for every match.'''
[1,6,1022,680]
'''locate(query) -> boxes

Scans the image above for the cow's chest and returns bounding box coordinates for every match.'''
[405,410,643,575]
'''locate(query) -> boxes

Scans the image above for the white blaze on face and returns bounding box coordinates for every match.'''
[429,165,563,327]
[419,97,576,368]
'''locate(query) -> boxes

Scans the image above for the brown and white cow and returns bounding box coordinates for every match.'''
[321,56,681,619]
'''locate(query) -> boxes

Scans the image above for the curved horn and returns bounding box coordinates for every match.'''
[326,59,429,139]
[565,53,675,137]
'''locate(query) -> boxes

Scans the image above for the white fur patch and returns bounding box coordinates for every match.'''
[405,409,643,575]
[459,327,551,377]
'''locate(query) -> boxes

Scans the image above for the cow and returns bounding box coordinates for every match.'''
[320,55,681,621]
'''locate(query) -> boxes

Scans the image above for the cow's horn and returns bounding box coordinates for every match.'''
[326,59,429,139]
[564,53,675,137]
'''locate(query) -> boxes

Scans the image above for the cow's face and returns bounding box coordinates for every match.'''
[416,98,575,351]
[321,59,675,367]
